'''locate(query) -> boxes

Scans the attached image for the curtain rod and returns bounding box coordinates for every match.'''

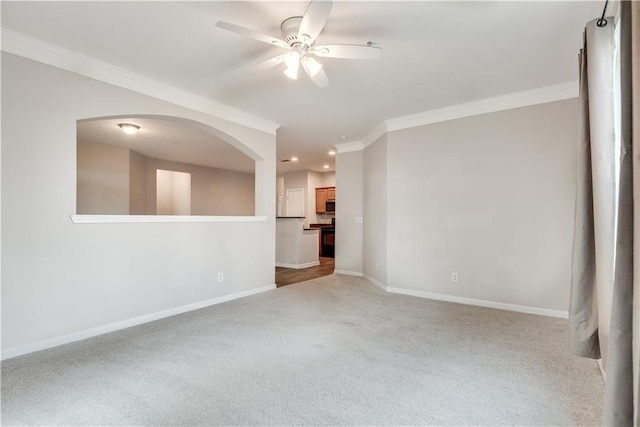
[597,0,609,27]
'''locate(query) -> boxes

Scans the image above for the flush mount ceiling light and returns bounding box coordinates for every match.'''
[323,164,330,169]
[118,123,140,135]
[328,150,336,156]
[291,156,299,162]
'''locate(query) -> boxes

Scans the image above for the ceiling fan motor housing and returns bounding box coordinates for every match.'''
[281,17,311,47]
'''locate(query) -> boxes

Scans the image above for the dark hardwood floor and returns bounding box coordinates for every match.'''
[275,257,335,287]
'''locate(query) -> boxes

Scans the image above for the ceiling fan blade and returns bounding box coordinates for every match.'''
[298,1,333,44]
[304,65,329,88]
[216,21,290,49]
[312,44,382,59]
[254,55,286,73]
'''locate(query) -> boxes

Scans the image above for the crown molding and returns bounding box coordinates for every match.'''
[336,81,578,154]
[361,121,387,149]
[335,140,364,154]
[384,81,578,132]
[1,28,280,135]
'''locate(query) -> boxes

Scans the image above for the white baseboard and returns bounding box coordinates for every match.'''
[334,269,363,277]
[364,275,387,291]
[386,286,568,319]
[1,284,276,360]
[275,261,320,269]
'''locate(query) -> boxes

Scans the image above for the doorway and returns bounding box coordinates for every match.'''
[156,169,191,215]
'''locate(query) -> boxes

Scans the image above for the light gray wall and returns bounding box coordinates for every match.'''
[321,172,335,187]
[307,171,324,225]
[1,53,276,353]
[144,158,255,216]
[363,135,388,286]
[77,140,129,214]
[335,150,363,274]
[276,176,285,216]
[386,99,578,311]
[129,149,147,215]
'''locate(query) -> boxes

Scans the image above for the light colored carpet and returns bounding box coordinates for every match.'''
[2,274,604,426]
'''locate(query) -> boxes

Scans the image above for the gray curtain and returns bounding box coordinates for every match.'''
[570,19,615,362]
[570,2,639,426]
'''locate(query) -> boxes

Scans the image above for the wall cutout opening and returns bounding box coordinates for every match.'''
[77,115,256,216]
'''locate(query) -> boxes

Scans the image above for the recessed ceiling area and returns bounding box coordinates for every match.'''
[77,117,255,173]
[1,1,600,172]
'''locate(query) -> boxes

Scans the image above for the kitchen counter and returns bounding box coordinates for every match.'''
[276,217,320,269]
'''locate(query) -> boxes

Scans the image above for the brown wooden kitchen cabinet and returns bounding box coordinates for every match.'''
[316,188,327,213]
[315,187,335,214]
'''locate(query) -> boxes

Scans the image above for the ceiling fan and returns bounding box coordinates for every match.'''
[215,0,381,88]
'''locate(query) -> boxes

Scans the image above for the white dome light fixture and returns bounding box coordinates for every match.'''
[118,123,140,135]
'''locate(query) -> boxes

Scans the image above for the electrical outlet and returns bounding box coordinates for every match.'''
[375,261,378,270]
[354,216,363,224]
[451,272,459,283]
[217,272,224,283]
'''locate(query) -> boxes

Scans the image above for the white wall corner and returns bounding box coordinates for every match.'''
[364,275,387,291]
[361,122,387,149]
[335,140,364,154]
[384,81,579,132]
[1,28,280,135]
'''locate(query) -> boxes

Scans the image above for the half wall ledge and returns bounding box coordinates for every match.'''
[70,215,268,224]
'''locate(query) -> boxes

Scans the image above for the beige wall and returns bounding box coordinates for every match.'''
[335,150,364,274]
[145,158,254,216]
[363,135,388,286]
[2,53,276,355]
[78,140,255,216]
[385,99,578,312]
[129,150,147,215]
[77,140,129,214]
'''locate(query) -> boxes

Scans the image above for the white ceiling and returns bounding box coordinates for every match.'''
[1,1,600,173]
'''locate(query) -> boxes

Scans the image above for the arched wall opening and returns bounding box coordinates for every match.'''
[76,114,265,218]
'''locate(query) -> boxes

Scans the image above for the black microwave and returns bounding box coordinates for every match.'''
[326,200,335,213]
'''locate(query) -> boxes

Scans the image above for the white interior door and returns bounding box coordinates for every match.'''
[286,188,305,217]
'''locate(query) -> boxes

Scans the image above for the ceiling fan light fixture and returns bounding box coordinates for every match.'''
[301,56,323,77]
[118,123,140,135]
[283,52,300,80]
[284,65,299,80]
